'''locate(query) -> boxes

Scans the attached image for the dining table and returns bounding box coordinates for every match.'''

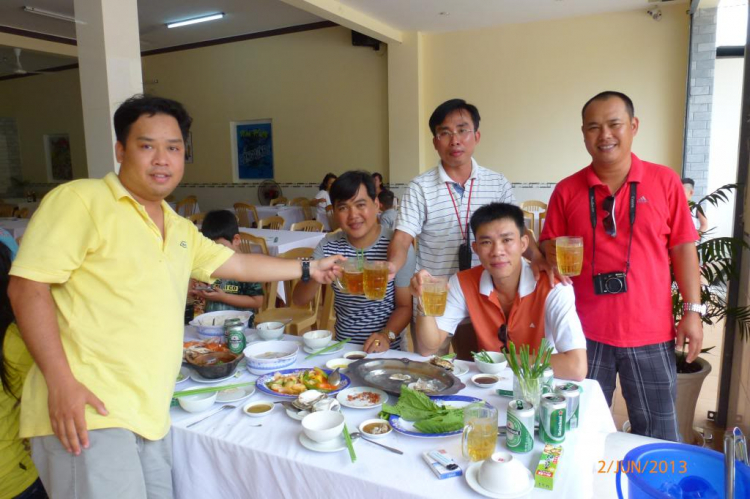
[239,227,326,257]
[171,329,617,499]
[252,205,306,230]
[0,217,29,239]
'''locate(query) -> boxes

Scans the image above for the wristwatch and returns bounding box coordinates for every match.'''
[683,302,706,316]
[385,331,397,343]
[300,258,311,283]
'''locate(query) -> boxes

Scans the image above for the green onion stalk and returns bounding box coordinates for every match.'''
[503,339,554,411]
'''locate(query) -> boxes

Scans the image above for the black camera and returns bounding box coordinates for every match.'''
[593,272,628,295]
[458,242,473,271]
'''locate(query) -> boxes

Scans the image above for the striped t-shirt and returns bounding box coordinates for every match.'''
[396,158,516,277]
[312,226,416,348]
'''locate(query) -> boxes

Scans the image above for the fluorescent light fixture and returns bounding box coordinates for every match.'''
[23,6,77,23]
[167,13,225,29]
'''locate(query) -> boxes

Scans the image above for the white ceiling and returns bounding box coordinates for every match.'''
[0,0,686,76]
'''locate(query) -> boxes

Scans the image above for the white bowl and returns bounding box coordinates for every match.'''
[359,419,392,439]
[471,373,500,388]
[243,341,299,375]
[190,310,253,340]
[178,392,218,413]
[256,321,285,340]
[302,330,333,350]
[243,401,274,417]
[325,358,354,371]
[301,410,345,443]
[474,352,508,374]
[344,351,367,361]
[478,452,533,495]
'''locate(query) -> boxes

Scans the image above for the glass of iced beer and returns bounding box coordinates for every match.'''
[337,260,364,295]
[555,236,583,277]
[420,276,448,316]
[363,261,389,300]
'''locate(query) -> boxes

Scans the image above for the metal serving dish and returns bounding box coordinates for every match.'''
[346,358,465,396]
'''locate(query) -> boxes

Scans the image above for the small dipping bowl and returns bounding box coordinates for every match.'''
[344,351,367,361]
[326,358,354,372]
[178,392,218,413]
[302,330,333,349]
[471,373,500,388]
[474,352,508,374]
[358,419,392,439]
[301,411,345,443]
[243,401,274,417]
[256,321,285,340]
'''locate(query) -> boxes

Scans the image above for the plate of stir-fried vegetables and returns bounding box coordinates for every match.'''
[256,368,351,398]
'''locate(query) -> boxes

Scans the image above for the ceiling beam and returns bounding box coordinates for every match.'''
[277,0,403,44]
[0,29,77,57]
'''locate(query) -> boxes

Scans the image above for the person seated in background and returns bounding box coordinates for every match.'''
[191,210,264,322]
[410,203,587,381]
[293,171,416,352]
[378,189,397,230]
[0,242,48,499]
[372,172,385,197]
[312,173,337,231]
[682,178,708,234]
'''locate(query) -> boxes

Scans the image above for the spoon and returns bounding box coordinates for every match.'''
[349,432,403,455]
[328,367,341,387]
[186,404,236,428]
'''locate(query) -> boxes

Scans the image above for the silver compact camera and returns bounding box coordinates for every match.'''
[593,272,627,295]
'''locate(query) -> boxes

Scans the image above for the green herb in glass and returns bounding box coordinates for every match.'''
[504,339,554,410]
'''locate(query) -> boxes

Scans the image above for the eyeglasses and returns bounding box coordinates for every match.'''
[435,128,475,143]
[497,324,508,351]
[602,195,616,237]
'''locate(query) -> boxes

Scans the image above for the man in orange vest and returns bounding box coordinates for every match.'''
[411,203,587,381]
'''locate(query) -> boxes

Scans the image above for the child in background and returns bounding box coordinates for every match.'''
[191,210,264,322]
[378,189,397,230]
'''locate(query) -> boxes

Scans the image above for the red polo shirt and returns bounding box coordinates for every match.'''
[540,154,698,347]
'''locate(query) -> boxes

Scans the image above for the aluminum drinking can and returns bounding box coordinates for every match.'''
[539,393,566,444]
[506,399,535,454]
[555,382,581,431]
[541,368,554,394]
[223,318,242,343]
[226,324,246,354]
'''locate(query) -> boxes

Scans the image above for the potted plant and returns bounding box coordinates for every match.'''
[671,183,750,445]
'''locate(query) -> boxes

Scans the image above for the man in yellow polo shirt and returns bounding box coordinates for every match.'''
[8,95,341,499]
[410,203,587,381]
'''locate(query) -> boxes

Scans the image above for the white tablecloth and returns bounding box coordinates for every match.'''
[254,205,305,230]
[0,218,29,239]
[239,228,325,257]
[171,332,617,499]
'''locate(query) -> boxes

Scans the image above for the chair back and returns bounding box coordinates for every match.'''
[238,233,271,310]
[520,201,547,235]
[176,196,198,216]
[290,220,323,233]
[0,204,18,217]
[258,216,285,230]
[522,210,534,233]
[270,197,288,206]
[234,202,258,228]
[17,208,30,219]
[325,205,339,231]
[187,212,206,225]
[291,198,313,220]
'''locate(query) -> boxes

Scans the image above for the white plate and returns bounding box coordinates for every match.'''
[216,385,255,403]
[452,360,470,377]
[286,407,310,421]
[336,387,388,409]
[465,462,534,499]
[190,370,238,384]
[298,433,352,453]
[302,342,345,355]
[176,366,190,384]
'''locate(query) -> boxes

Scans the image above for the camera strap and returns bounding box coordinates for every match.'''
[589,182,637,276]
[446,178,475,241]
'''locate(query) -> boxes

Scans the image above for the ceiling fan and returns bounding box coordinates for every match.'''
[1,48,55,76]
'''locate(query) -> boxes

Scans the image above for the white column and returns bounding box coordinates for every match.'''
[74,0,143,177]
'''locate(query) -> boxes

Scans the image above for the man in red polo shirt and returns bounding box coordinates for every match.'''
[540,91,702,441]
[411,203,587,381]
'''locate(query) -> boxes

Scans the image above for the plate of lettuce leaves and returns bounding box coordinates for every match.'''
[379,385,488,438]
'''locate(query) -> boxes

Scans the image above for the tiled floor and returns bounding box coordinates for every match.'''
[610,319,725,449]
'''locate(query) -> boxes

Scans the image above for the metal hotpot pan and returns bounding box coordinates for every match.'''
[345,358,465,396]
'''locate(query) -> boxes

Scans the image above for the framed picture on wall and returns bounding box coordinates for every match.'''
[185,131,194,164]
[43,133,73,182]
[230,119,274,181]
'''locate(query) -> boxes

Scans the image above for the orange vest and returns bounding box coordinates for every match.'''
[456,266,556,352]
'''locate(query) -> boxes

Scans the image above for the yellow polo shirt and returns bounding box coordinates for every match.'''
[10,173,234,440]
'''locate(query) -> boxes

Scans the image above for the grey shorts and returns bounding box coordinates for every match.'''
[31,428,173,499]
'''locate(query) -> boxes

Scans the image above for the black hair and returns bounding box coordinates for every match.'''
[581,91,635,121]
[378,189,395,210]
[201,210,240,242]
[682,178,695,187]
[428,99,481,136]
[113,94,193,145]
[319,173,338,192]
[0,243,17,399]
[372,172,384,184]
[329,170,376,206]
[470,203,525,237]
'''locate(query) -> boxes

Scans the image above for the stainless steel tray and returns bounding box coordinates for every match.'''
[346,358,466,396]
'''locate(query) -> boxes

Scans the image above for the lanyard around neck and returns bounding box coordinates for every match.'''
[446,178,475,239]
[589,182,637,275]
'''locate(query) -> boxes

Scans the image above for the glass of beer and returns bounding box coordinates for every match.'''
[461,405,498,461]
[363,260,389,300]
[337,260,364,295]
[555,236,584,277]
[421,276,448,316]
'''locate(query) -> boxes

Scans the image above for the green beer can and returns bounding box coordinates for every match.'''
[539,393,566,444]
[223,318,242,344]
[506,399,535,454]
[226,324,246,355]
[555,382,581,431]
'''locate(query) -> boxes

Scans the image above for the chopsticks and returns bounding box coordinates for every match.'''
[173,382,254,398]
[304,338,352,360]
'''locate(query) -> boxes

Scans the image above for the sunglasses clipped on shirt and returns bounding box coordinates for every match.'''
[602,195,616,237]
[497,324,508,352]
